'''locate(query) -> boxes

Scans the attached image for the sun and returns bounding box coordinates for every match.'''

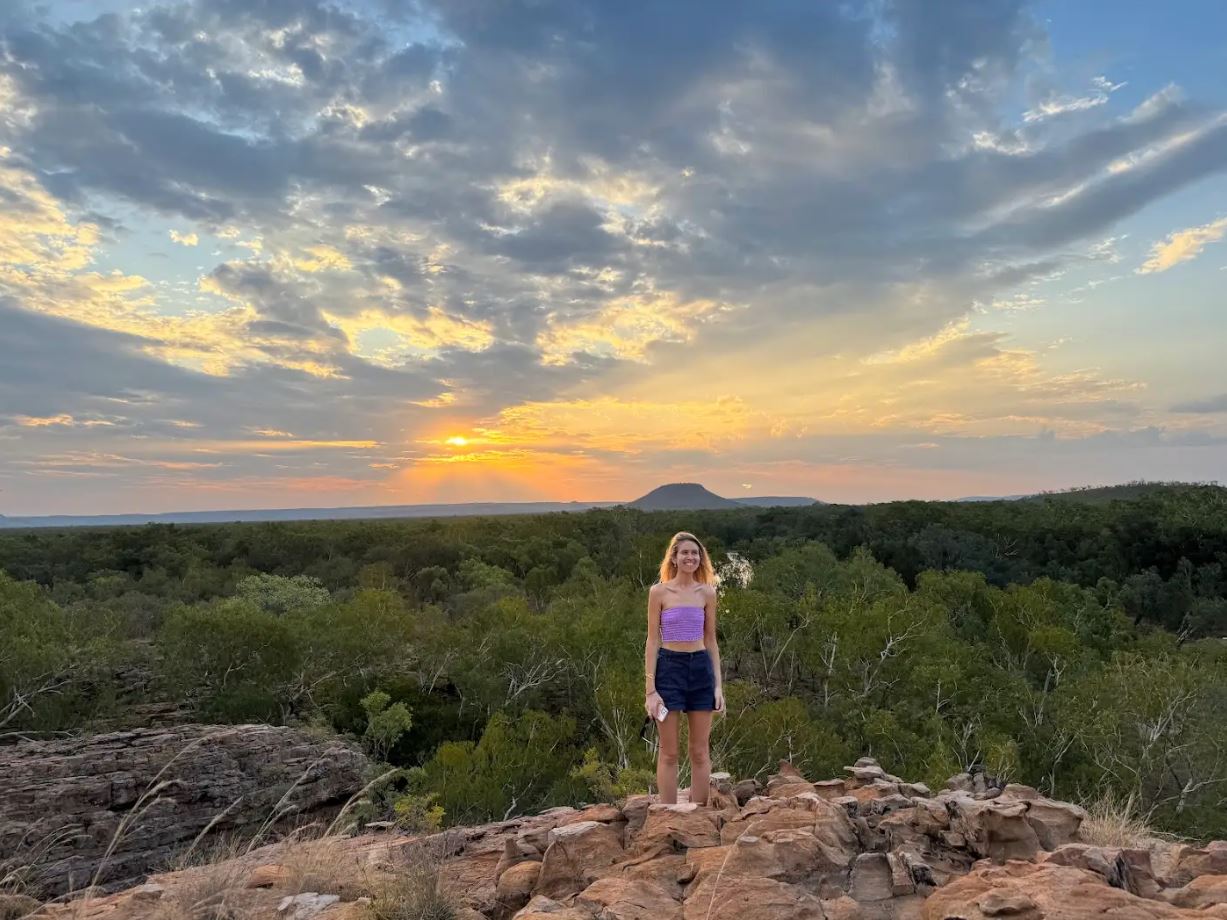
[445,435,469,446]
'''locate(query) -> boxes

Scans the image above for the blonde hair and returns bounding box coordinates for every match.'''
[657,531,716,585]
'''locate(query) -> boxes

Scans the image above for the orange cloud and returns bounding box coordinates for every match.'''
[1137,216,1227,274]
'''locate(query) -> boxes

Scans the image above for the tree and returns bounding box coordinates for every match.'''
[412,709,583,824]
[235,573,331,615]
[157,598,300,721]
[360,689,414,761]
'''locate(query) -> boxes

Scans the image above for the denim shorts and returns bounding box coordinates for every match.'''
[655,648,716,713]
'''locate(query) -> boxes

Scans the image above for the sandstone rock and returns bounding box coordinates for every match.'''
[946,773,976,794]
[131,883,165,901]
[1041,843,1159,898]
[278,892,340,920]
[683,874,827,920]
[20,758,1227,920]
[994,788,1084,850]
[431,810,576,915]
[944,795,1042,863]
[849,852,914,902]
[618,851,692,899]
[497,860,543,914]
[775,761,808,781]
[813,780,848,800]
[495,834,545,878]
[976,889,1036,914]
[559,805,625,828]
[0,725,369,898]
[922,861,1205,919]
[1166,842,1227,887]
[685,827,852,899]
[635,805,721,855]
[246,864,292,889]
[1164,873,1227,910]
[514,895,597,919]
[535,821,625,899]
[721,793,858,867]
[765,764,819,799]
[621,796,653,835]
[845,758,904,788]
[576,876,682,920]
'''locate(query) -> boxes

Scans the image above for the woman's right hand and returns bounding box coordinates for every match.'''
[644,691,664,720]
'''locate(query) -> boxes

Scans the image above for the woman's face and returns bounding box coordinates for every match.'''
[675,539,701,574]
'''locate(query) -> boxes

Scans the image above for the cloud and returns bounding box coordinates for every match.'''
[1023,74,1126,123]
[1137,216,1227,274]
[536,292,730,367]
[1172,394,1227,414]
[1,0,1225,510]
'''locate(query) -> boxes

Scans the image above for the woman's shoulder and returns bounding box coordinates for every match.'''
[701,582,718,601]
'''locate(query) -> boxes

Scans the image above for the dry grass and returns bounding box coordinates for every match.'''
[365,852,457,920]
[11,736,427,920]
[148,859,250,920]
[145,837,251,920]
[279,833,375,901]
[1078,789,1176,850]
[0,892,45,920]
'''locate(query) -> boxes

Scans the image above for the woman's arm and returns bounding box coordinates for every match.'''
[645,585,663,714]
[704,584,725,711]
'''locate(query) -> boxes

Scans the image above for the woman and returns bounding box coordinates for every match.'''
[644,531,726,805]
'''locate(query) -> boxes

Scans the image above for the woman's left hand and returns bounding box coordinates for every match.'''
[714,688,725,713]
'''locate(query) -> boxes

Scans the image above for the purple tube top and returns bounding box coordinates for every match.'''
[660,604,705,642]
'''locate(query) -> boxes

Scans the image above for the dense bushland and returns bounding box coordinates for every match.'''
[2,484,1225,837]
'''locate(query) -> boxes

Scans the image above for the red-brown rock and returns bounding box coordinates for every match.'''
[534,821,626,900]
[922,860,1209,919]
[576,876,682,920]
[683,874,827,920]
[634,804,722,855]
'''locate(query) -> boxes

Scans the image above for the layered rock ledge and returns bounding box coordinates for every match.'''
[30,757,1227,920]
[0,724,370,896]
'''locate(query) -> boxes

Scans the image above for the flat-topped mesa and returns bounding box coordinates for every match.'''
[28,758,1227,920]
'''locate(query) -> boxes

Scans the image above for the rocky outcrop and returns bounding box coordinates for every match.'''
[0,724,369,897]
[25,758,1227,920]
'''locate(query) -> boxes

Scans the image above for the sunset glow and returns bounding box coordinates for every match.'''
[2,1,1225,515]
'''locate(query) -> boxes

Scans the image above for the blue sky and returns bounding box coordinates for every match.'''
[1,0,1225,514]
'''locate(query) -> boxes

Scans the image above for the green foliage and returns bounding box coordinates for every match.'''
[391,787,445,833]
[3,486,1227,839]
[412,709,584,825]
[236,572,331,614]
[0,571,126,731]
[157,598,299,721]
[361,690,414,761]
[715,693,852,782]
[570,747,655,803]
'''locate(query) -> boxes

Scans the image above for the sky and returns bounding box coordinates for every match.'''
[1,1,1226,515]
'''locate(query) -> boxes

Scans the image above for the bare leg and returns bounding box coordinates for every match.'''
[656,711,681,804]
[686,710,714,806]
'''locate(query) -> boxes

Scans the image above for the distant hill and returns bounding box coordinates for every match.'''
[0,500,621,529]
[1024,481,1224,505]
[627,482,819,511]
[0,484,825,529]
[627,482,743,511]
[952,481,1224,505]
